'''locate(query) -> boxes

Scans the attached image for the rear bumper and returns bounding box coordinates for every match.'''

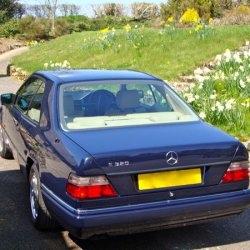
[41,185,250,239]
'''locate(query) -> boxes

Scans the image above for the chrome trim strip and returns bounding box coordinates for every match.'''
[41,183,250,217]
[107,161,231,176]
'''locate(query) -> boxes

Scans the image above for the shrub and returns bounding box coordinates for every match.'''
[218,5,250,25]
[54,19,70,37]
[18,17,50,40]
[180,8,200,24]
[0,19,19,37]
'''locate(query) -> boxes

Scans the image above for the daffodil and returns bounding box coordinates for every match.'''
[167,16,174,23]
[209,18,213,24]
[100,27,109,34]
[124,24,132,32]
[195,24,203,32]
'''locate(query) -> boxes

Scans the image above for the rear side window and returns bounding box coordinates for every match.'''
[15,77,45,123]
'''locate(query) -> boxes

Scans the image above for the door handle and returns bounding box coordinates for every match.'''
[13,117,18,126]
[13,118,20,130]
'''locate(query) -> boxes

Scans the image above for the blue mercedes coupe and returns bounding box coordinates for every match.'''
[0,69,249,239]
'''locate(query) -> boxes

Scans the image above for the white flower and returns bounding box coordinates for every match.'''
[184,93,195,103]
[210,94,217,100]
[195,95,200,100]
[243,50,250,59]
[233,53,242,63]
[44,63,49,69]
[246,41,250,46]
[215,101,224,112]
[189,83,195,89]
[215,54,222,62]
[225,99,235,110]
[211,106,216,112]
[239,65,244,72]
[199,112,206,119]
[194,67,203,75]
[198,82,204,89]
[203,67,210,75]
[233,72,239,80]
[195,74,205,83]
[224,49,231,60]
[240,80,246,88]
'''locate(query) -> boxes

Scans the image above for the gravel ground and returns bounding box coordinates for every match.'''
[0,48,250,250]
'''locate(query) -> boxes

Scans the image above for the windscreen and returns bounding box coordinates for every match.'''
[59,80,199,130]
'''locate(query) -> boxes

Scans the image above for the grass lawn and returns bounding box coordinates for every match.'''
[12,25,250,81]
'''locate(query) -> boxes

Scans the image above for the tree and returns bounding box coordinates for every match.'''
[59,4,80,16]
[44,0,58,36]
[103,3,125,17]
[14,3,26,19]
[27,4,51,18]
[91,3,125,17]
[131,3,159,20]
[0,0,22,23]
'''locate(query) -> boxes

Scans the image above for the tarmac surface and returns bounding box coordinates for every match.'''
[0,48,250,250]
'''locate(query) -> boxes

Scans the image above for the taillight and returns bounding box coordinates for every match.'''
[221,161,250,183]
[66,173,117,200]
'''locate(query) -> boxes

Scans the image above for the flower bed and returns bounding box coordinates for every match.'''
[182,42,250,137]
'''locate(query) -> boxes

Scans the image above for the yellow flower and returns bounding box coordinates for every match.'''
[124,24,132,32]
[167,16,174,23]
[195,24,203,32]
[209,18,213,24]
[100,27,109,34]
[180,8,200,24]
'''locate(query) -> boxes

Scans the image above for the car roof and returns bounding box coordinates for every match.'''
[35,69,161,84]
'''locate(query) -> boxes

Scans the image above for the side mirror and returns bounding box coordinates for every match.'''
[1,93,15,105]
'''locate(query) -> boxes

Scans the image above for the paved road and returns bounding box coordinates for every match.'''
[1,48,250,250]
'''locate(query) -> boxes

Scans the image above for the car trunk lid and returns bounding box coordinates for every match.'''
[63,122,244,207]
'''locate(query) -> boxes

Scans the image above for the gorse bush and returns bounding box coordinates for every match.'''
[0,19,19,37]
[18,17,50,39]
[180,8,200,24]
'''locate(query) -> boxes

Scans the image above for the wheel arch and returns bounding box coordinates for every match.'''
[26,156,40,180]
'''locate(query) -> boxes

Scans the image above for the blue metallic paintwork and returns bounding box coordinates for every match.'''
[2,70,250,239]
[42,183,250,238]
[36,69,160,84]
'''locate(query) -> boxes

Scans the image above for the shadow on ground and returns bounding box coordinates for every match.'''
[1,165,250,250]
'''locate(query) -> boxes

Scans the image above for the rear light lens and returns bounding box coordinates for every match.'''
[221,161,250,183]
[66,173,117,200]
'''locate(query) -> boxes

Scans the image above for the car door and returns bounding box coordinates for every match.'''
[5,76,45,165]
[17,78,46,167]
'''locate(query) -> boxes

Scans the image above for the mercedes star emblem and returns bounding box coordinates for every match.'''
[166,151,178,165]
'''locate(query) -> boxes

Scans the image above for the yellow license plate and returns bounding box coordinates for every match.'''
[138,168,202,190]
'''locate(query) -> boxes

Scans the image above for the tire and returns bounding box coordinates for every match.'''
[29,165,57,230]
[0,124,13,159]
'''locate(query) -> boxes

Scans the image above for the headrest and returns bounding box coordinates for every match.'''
[63,95,75,116]
[116,90,140,110]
